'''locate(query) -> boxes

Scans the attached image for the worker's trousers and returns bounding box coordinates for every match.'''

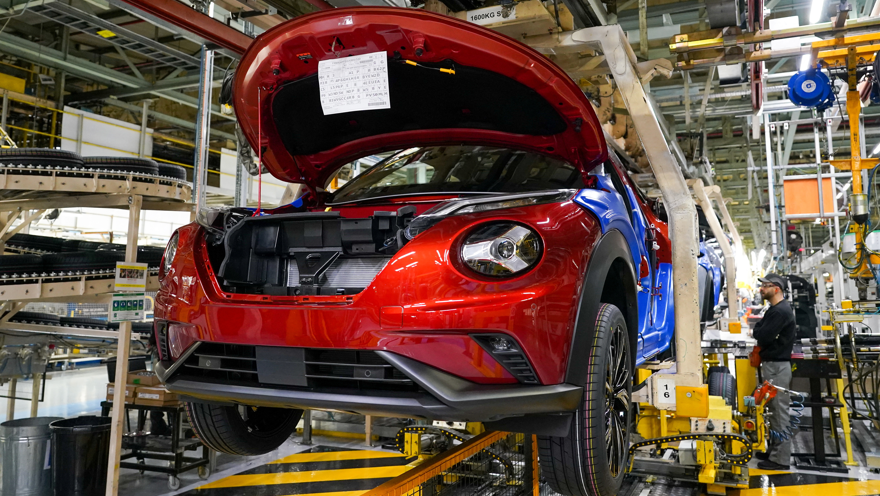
[763,360,792,465]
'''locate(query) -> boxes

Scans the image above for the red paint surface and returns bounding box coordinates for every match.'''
[156,200,600,385]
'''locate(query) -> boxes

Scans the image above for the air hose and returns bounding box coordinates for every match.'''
[768,392,805,443]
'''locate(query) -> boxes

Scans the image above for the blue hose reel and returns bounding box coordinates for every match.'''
[788,68,836,111]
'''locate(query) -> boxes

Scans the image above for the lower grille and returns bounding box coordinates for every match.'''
[179,343,420,393]
[287,257,390,289]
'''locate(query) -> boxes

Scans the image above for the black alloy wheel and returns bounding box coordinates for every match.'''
[538,303,633,496]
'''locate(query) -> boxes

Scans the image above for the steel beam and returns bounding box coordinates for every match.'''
[117,0,255,55]
[0,31,230,119]
[193,47,215,215]
[780,110,801,167]
[98,98,235,141]
[69,74,215,103]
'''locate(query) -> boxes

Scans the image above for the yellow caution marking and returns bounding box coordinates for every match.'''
[278,492,367,496]
[269,450,405,465]
[199,466,411,489]
[748,468,790,476]
[733,480,880,496]
[96,29,116,38]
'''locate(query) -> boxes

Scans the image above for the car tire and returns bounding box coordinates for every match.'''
[0,148,84,168]
[538,303,632,496]
[82,157,159,176]
[708,371,738,410]
[59,317,110,329]
[7,233,64,253]
[707,366,730,376]
[0,254,44,276]
[97,243,164,267]
[10,312,61,325]
[43,251,125,271]
[157,163,187,180]
[185,402,303,456]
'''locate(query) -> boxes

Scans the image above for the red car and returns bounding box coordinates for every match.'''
[155,8,675,496]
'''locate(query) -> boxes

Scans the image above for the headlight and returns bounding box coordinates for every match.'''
[196,206,249,234]
[460,223,542,277]
[404,190,575,240]
[161,232,179,279]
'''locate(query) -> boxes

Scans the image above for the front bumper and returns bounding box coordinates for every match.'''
[155,343,582,422]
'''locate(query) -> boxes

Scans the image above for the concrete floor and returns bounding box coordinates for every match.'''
[2,365,398,496]
[11,364,880,496]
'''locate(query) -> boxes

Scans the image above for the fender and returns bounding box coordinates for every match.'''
[564,229,638,386]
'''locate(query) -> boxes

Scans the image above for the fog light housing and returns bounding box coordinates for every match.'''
[167,322,199,360]
[490,336,514,352]
[472,334,539,384]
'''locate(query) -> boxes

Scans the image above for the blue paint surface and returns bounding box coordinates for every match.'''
[573,174,674,364]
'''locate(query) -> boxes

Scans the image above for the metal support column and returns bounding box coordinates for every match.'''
[365,415,373,447]
[1,90,8,133]
[5,378,16,421]
[764,113,779,259]
[301,410,312,445]
[138,100,150,158]
[105,194,142,496]
[234,149,247,208]
[192,46,215,216]
[75,114,84,155]
[29,373,41,417]
[54,26,70,110]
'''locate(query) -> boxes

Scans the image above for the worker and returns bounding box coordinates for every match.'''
[752,273,796,470]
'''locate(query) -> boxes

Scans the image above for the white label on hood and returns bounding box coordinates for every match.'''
[319,51,390,116]
[466,5,516,25]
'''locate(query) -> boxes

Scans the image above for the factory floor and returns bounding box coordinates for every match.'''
[8,366,880,495]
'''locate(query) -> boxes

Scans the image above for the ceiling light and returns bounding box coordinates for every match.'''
[800,54,812,71]
[809,0,824,24]
[872,141,880,157]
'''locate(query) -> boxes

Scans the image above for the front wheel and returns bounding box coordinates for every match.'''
[185,402,303,456]
[538,303,633,496]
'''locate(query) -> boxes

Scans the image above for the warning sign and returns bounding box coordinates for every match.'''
[319,51,390,116]
[115,262,147,292]
[466,5,516,25]
[110,293,145,323]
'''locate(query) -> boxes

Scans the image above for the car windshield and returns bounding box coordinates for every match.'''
[327,145,585,204]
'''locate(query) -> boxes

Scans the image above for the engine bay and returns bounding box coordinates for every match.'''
[210,208,415,295]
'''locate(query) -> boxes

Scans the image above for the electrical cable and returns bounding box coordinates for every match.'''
[768,392,804,443]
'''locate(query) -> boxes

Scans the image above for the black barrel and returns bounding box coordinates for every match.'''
[49,416,112,496]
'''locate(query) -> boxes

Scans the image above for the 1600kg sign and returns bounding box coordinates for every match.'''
[466,5,516,25]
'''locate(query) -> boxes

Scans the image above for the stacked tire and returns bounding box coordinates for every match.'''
[0,148,84,168]
[0,149,187,182]
[3,234,165,275]
[82,157,158,175]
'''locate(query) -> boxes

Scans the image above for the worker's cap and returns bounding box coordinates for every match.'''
[758,273,787,291]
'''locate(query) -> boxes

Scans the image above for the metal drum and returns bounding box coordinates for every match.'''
[0,417,63,496]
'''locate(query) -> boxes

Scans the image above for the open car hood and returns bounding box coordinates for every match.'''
[233,7,607,190]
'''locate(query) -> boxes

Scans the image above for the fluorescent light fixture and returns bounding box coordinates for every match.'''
[809,0,824,24]
[872,141,880,157]
[800,54,812,71]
